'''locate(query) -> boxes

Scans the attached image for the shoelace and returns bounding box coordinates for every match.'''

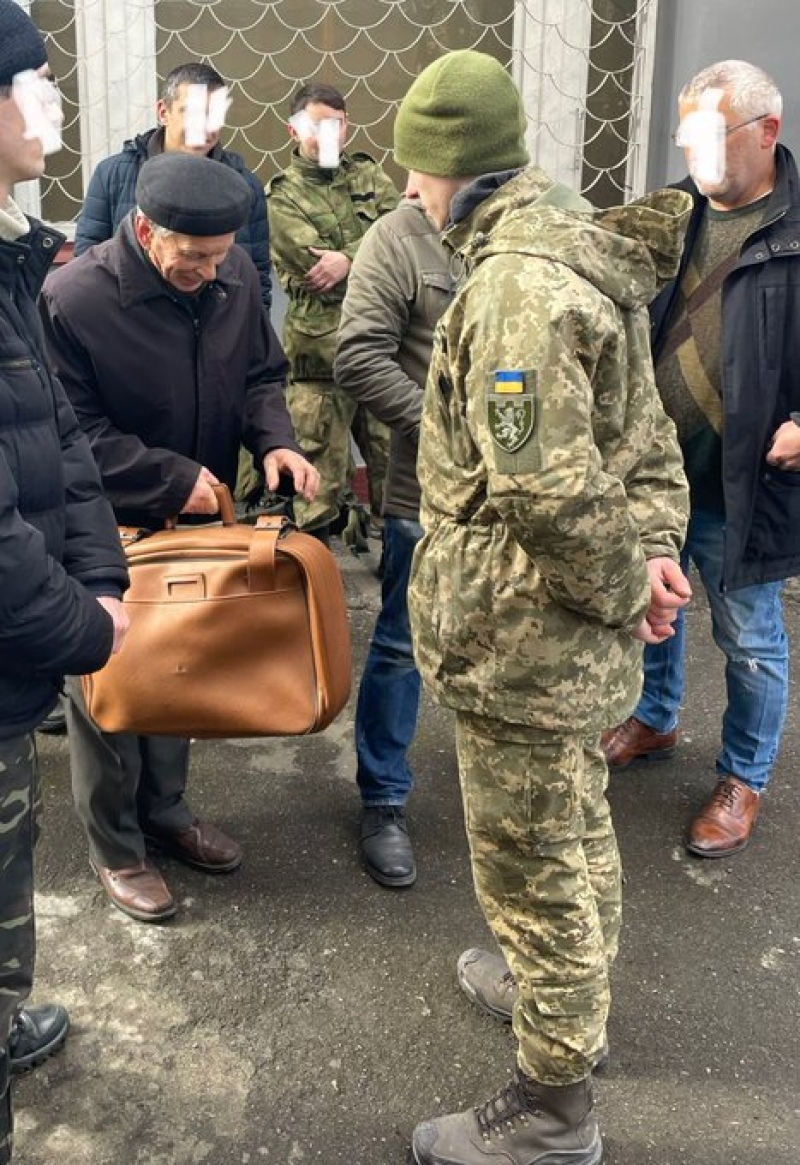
[499,969,517,996]
[474,1075,540,1140]
[712,780,741,812]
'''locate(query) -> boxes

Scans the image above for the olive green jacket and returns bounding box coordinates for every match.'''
[334,199,452,519]
[267,150,399,380]
[409,167,693,733]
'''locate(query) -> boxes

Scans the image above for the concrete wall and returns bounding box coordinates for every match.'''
[647,0,800,190]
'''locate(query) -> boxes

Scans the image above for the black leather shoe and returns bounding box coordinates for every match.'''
[360,806,416,888]
[10,1004,70,1073]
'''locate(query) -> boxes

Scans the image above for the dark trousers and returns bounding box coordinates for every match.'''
[0,733,38,1163]
[65,677,192,869]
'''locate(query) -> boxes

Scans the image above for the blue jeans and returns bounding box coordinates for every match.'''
[636,509,788,791]
[356,515,423,807]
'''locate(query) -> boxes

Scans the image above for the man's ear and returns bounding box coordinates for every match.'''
[287,119,300,143]
[762,116,781,149]
[134,213,153,251]
[155,98,168,127]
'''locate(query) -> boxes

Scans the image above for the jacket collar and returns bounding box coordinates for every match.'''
[677,143,800,250]
[288,148,353,184]
[108,214,243,309]
[126,126,226,164]
[0,216,64,295]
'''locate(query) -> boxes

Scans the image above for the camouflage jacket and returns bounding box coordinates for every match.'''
[267,150,399,381]
[409,168,692,733]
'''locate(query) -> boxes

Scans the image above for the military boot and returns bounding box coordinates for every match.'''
[411,1072,602,1165]
[456,949,610,1074]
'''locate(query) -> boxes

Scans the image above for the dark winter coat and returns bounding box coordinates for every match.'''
[73,127,272,309]
[651,143,800,591]
[39,216,297,529]
[0,219,128,738]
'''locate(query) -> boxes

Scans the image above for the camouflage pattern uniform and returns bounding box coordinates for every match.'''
[0,735,40,1162]
[267,150,399,529]
[408,169,692,1084]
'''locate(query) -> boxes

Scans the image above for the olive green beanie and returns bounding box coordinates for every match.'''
[394,50,529,177]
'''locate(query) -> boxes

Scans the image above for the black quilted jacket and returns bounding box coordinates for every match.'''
[0,218,127,738]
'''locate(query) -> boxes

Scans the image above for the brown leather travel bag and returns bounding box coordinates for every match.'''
[82,486,352,737]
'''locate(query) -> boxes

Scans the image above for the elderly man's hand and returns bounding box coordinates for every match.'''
[304,248,350,294]
[181,467,220,515]
[263,448,320,501]
[96,596,130,654]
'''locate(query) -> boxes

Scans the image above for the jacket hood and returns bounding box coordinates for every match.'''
[447,167,693,310]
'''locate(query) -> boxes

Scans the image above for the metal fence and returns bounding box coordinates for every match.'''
[22,0,658,226]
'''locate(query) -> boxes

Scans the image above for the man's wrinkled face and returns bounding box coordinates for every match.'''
[157,83,228,156]
[678,90,779,209]
[289,102,347,165]
[135,215,235,293]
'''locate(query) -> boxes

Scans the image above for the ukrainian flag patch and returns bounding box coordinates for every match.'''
[488,369,536,453]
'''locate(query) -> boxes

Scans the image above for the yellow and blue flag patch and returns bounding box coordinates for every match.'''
[488,369,537,453]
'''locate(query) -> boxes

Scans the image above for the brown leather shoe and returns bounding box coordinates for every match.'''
[602,715,678,769]
[145,820,242,873]
[92,859,176,922]
[686,776,760,858]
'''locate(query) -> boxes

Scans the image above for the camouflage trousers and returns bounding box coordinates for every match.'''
[455,713,621,1086]
[0,734,40,1164]
[286,379,389,530]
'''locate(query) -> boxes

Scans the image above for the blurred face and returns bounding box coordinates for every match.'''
[678,90,779,210]
[157,82,224,156]
[0,65,56,200]
[135,215,235,293]
[289,102,347,164]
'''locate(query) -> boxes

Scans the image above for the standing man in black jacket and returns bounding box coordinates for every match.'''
[40,152,318,924]
[0,3,129,1158]
[604,60,800,858]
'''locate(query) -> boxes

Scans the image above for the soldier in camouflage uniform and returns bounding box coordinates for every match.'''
[393,52,693,1165]
[267,83,399,538]
[0,4,129,1157]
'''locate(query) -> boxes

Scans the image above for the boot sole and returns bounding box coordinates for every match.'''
[11,1019,70,1074]
[412,1133,603,1164]
[143,834,242,874]
[363,859,417,889]
[609,745,676,770]
[685,834,753,859]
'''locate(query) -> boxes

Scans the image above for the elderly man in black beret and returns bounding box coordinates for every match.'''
[39,151,319,923]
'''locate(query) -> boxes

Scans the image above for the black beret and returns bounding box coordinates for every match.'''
[135,153,251,236]
[0,0,48,87]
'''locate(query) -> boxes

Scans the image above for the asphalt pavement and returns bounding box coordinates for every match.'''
[16,542,800,1164]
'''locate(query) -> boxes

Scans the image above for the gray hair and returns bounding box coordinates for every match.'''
[134,208,174,240]
[680,60,783,119]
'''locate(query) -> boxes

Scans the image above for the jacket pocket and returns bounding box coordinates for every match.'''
[746,466,800,559]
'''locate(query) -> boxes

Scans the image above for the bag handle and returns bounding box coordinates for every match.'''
[164,482,236,530]
[247,514,288,592]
